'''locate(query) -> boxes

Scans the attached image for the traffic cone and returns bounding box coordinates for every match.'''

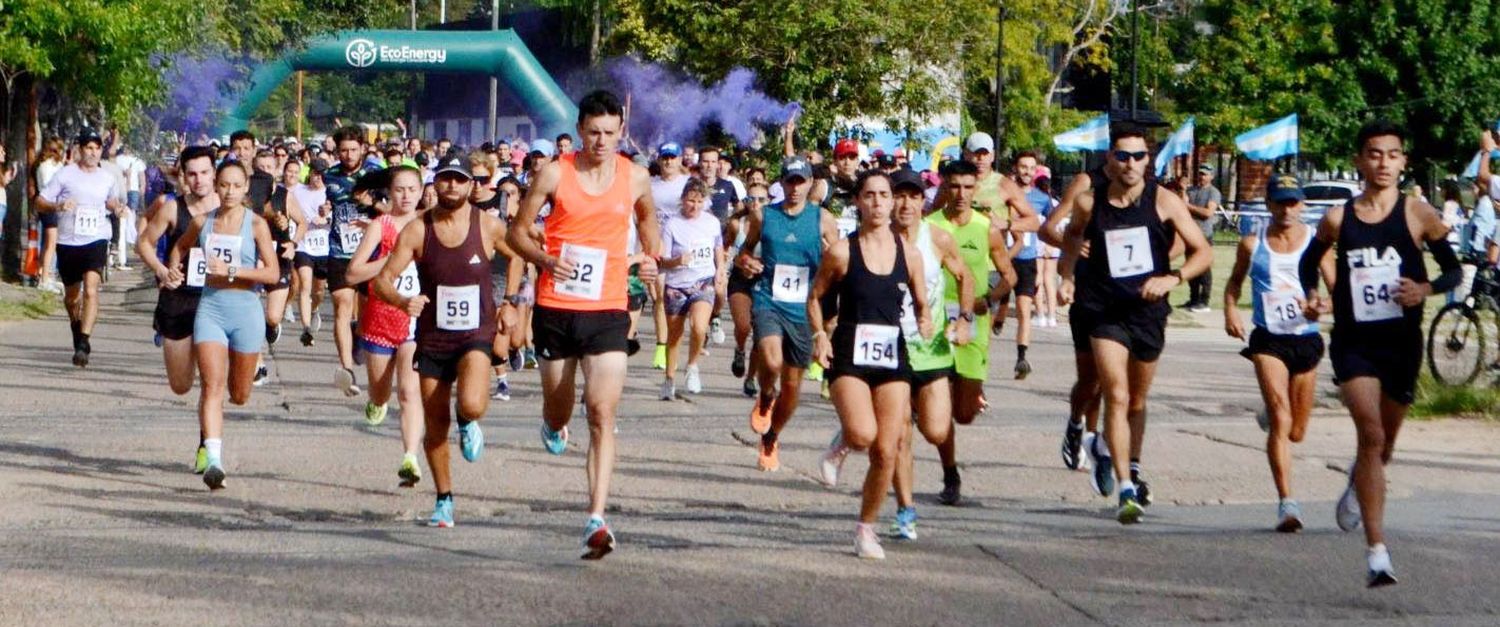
[21,217,39,280]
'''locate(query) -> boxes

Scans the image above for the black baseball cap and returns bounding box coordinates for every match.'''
[76,128,103,146]
[433,155,473,181]
[890,169,924,194]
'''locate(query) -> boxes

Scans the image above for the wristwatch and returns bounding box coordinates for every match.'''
[504,294,524,306]
[1168,268,1184,282]
[226,264,238,283]
[959,311,976,323]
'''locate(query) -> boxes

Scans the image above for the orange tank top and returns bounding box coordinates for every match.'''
[536,153,634,311]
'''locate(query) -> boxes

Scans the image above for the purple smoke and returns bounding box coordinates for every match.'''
[603,58,799,147]
[147,53,245,137]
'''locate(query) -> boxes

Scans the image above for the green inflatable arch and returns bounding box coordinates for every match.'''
[219,29,578,140]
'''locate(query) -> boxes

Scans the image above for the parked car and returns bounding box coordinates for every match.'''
[1234,179,1357,235]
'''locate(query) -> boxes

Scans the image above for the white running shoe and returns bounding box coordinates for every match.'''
[659,379,675,401]
[1366,544,1398,587]
[855,523,885,559]
[1336,464,1362,532]
[710,318,726,345]
[685,365,702,394]
[818,429,850,487]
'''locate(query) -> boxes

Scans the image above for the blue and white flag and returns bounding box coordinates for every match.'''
[1052,114,1110,153]
[1235,114,1299,161]
[1464,151,1483,178]
[1154,117,1195,178]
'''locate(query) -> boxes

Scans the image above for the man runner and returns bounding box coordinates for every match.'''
[507,90,661,559]
[649,142,691,369]
[325,126,382,396]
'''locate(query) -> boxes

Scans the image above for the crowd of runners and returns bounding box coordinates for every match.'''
[23,88,1465,586]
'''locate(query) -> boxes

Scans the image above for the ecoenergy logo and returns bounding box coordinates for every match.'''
[344,39,448,68]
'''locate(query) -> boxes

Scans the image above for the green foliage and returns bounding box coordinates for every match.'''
[1411,373,1500,420]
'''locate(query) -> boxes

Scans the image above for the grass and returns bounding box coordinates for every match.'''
[0,285,60,321]
[1410,373,1500,420]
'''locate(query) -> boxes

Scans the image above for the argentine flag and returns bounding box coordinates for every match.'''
[1154,117,1195,178]
[1235,114,1298,161]
[1053,114,1110,153]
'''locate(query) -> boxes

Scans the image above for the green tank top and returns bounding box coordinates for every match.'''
[926,208,992,304]
[902,222,954,371]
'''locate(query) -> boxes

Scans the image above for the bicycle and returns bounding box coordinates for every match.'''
[1427,259,1500,385]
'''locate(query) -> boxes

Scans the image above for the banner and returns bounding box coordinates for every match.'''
[1052,114,1110,153]
[1154,117,1195,178]
[1235,114,1298,161]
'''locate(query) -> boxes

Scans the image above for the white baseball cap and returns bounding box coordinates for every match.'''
[965,132,995,154]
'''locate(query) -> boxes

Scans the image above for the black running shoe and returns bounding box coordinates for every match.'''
[266,323,282,346]
[938,477,962,506]
[742,377,757,398]
[731,348,747,378]
[72,347,89,368]
[1135,478,1153,507]
[203,465,227,490]
[300,329,315,347]
[1014,357,1032,380]
[626,337,641,356]
[252,365,270,387]
[1061,420,1084,470]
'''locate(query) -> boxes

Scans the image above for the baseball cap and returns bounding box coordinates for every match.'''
[433,155,473,181]
[1198,164,1215,174]
[890,169,924,193]
[965,132,995,153]
[1267,172,1304,203]
[781,156,813,181]
[834,138,860,158]
[530,139,556,159]
[658,142,681,158]
[76,128,103,146]
[876,153,897,168]
[308,158,331,174]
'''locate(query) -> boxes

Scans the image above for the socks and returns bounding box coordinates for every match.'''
[70,321,82,348]
[1130,460,1142,481]
[438,491,453,501]
[761,431,778,447]
[457,417,472,429]
[203,438,223,466]
[1119,479,1138,495]
[942,465,961,485]
[1017,344,1028,360]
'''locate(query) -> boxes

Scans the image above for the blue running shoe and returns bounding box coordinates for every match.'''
[153,332,163,348]
[581,516,615,560]
[1117,487,1143,524]
[458,420,484,462]
[1086,432,1114,497]
[541,423,568,456]
[892,506,918,540]
[428,495,454,528]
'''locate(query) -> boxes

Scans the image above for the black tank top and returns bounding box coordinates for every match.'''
[1332,196,1426,333]
[1077,179,1171,317]
[267,186,292,243]
[415,207,497,353]
[832,235,911,374]
[165,196,202,295]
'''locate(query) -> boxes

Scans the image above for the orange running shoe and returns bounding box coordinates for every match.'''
[749,394,776,435]
[757,438,781,472]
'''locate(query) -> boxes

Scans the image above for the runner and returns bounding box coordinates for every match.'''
[325,126,382,396]
[818,169,976,543]
[346,166,427,487]
[1034,176,1061,328]
[252,154,307,385]
[658,178,725,399]
[506,90,661,559]
[649,142,691,369]
[806,170,933,559]
[135,145,218,473]
[734,156,838,471]
[34,129,126,368]
[1058,123,1213,524]
[164,161,281,489]
[923,159,1018,505]
[1297,121,1461,587]
[725,181,769,397]
[291,160,331,347]
[1008,151,1048,379]
[1223,173,1332,533]
[468,154,513,400]
[371,155,515,527]
[1044,168,1108,481]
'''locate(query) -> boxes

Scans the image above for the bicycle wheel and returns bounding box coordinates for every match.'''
[1428,302,1485,386]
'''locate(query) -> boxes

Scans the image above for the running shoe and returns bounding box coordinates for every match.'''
[492,376,511,401]
[806,362,824,382]
[266,322,282,346]
[253,364,270,387]
[193,445,208,475]
[203,464,227,490]
[72,346,89,368]
[582,516,616,560]
[757,437,781,472]
[523,348,538,369]
[1117,487,1143,524]
[1255,408,1270,433]
[1061,420,1084,470]
[153,332,163,348]
[541,423,568,456]
[710,318,726,345]
[1135,478,1153,507]
[820,379,831,400]
[891,506,918,541]
[363,401,388,427]
[652,343,667,370]
[626,337,641,356]
[300,328,315,347]
[731,348,747,378]
[1014,357,1032,380]
[938,476,962,506]
[818,430,850,487]
[458,420,484,462]
[660,379,675,401]
[352,338,365,367]
[1367,544,1398,588]
[685,365,702,394]
[749,394,776,434]
[855,523,885,559]
[1086,432,1115,497]
[310,311,322,333]
[335,367,360,397]
[1276,499,1303,533]
[398,453,422,487]
[428,495,454,528]
[742,377,757,399]
[508,349,523,372]
[1336,464,1362,532]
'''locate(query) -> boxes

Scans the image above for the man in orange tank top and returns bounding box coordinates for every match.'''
[508,90,662,560]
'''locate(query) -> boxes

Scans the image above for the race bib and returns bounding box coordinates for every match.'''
[436,284,480,331]
[339,225,364,252]
[772,264,810,302]
[852,324,900,369]
[207,233,242,268]
[1261,290,1309,335]
[553,243,607,301]
[899,291,919,339]
[73,205,106,238]
[687,243,716,269]
[1105,226,1153,278]
[1351,265,1402,322]
[394,263,420,298]
[186,247,207,287]
[302,228,330,256]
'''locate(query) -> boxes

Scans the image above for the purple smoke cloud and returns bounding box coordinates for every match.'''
[603,58,799,147]
[146,53,245,138]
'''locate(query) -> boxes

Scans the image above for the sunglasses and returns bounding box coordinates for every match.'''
[1112,150,1149,163]
[748,196,769,203]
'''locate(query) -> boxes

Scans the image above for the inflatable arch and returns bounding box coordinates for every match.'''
[219,29,579,140]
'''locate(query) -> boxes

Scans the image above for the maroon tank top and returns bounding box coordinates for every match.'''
[416,207,496,353]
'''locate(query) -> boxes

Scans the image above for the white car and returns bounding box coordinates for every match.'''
[1301,180,1362,209]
